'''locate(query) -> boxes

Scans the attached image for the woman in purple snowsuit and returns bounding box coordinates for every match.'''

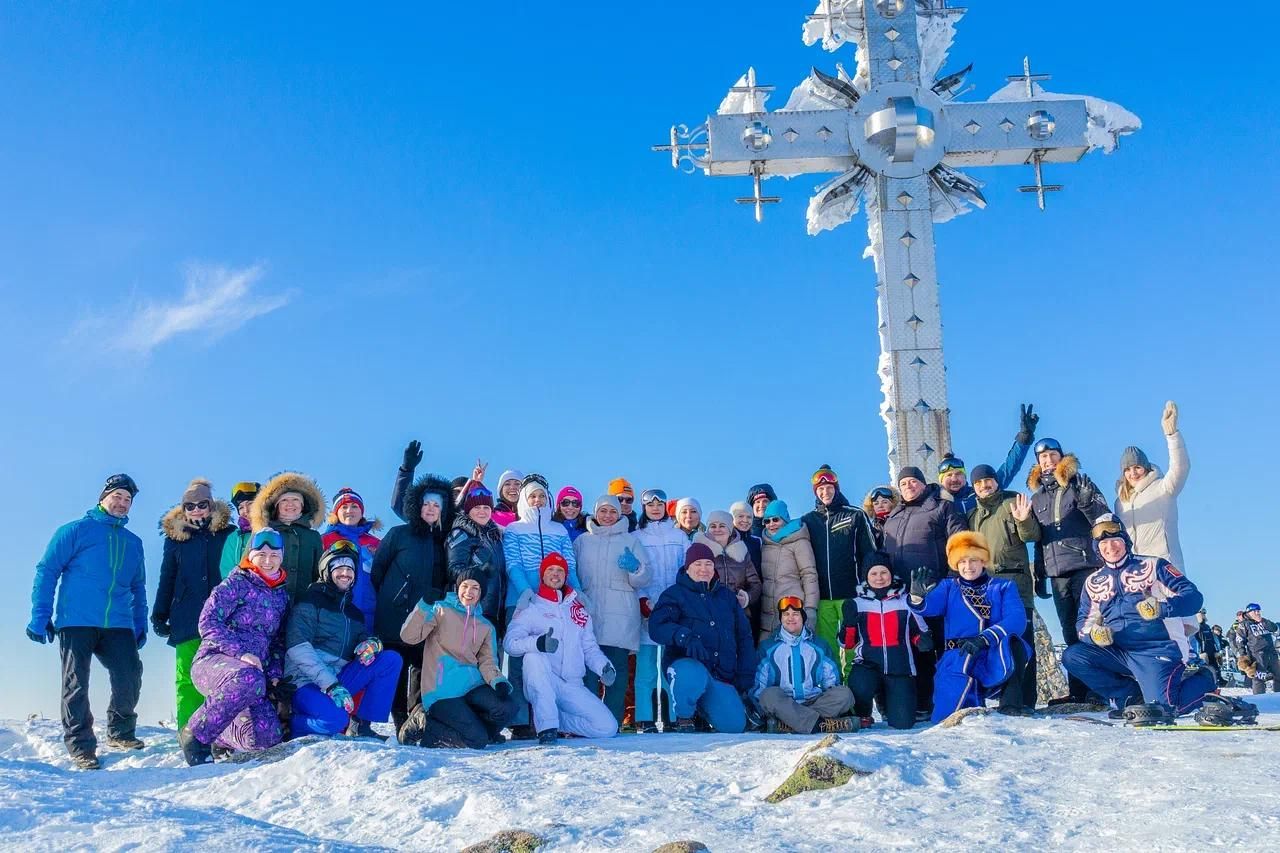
[180,528,291,765]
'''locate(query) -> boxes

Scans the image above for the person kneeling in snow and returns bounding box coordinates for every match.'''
[753,596,855,733]
[908,531,1031,722]
[285,541,403,740]
[648,543,756,733]
[503,553,618,745]
[1061,515,1215,715]
[398,569,517,748]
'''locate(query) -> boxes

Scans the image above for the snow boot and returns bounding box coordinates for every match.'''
[107,735,144,750]
[1194,695,1258,727]
[537,728,559,746]
[508,724,538,741]
[345,718,388,741]
[398,706,427,746]
[178,726,212,766]
[672,717,697,734]
[211,744,232,762]
[70,751,100,770]
[1122,702,1175,728]
[818,716,860,733]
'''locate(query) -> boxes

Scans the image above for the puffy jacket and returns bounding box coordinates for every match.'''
[321,522,382,632]
[1113,431,1190,568]
[881,483,967,584]
[503,585,609,682]
[29,506,148,638]
[446,515,506,624]
[648,570,756,692]
[371,474,455,643]
[752,625,840,703]
[634,517,688,645]
[941,437,1032,516]
[760,523,819,635]
[911,573,1029,651]
[800,492,877,601]
[284,578,374,690]
[401,592,507,712]
[195,565,289,681]
[153,500,234,646]
[1078,556,1203,652]
[1238,617,1279,660]
[249,472,327,602]
[502,482,580,608]
[840,582,927,676]
[573,518,652,651]
[966,491,1040,608]
[691,531,761,613]
[1027,455,1110,579]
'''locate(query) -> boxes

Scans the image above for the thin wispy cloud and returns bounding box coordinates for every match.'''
[76,262,291,357]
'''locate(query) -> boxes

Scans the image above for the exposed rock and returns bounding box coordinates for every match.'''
[764,734,869,803]
[460,829,547,853]
[651,842,709,853]
[938,706,991,728]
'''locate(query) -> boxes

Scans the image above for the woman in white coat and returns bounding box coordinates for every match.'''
[632,488,689,733]
[1114,401,1190,567]
[573,496,652,723]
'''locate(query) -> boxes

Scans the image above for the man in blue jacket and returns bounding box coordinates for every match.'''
[936,403,1038,516]
[27,474,149,769]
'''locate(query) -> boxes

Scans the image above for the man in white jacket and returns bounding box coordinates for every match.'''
[503,552,618,744]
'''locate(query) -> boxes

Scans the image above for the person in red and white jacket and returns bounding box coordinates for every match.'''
[839,553,931,729]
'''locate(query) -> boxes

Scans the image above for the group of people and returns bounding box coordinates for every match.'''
[26,401,1233,770]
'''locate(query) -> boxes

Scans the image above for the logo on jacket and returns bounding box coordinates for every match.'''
[1085,571,1115,603]
[569,599,589,628]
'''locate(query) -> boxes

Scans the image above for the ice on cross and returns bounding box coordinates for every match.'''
[654,0,1140,478]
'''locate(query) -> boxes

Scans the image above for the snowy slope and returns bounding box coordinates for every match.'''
[4,693,1279,852]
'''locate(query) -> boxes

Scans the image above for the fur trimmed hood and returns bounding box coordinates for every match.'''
[863,487,899,516]
[1027,453,1079,492]
[404,473,457,536]
[250,471,326,531]
[160,498,232,541]
[692,531,750,564]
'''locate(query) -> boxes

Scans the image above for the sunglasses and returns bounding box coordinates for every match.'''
[617,496,634,504]
[183,500,211,511]
[559,499,582,507]
[641,489,668,505]
[764,516,783,524]
[777,595,804,612]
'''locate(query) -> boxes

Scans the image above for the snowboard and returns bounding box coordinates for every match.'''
[1145,724,1280,732]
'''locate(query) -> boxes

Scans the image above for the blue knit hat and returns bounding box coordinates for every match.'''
[763,499,791,523]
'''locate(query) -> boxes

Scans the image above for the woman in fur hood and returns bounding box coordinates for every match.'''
[249,471,326,603]
[863,486,898,550]
[153,478,234,728]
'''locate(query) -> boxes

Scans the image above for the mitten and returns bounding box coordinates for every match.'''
[328,684,355,714]
[600,663,617,687]
[1089,625,1114,647]
[516,589,534,611]
[1035,577,1052,600]
[152,620,171,638]
[1136,597,1162,621]
[915,631,934,653]
[535,628,559,654]
[736,589,750,609]
[617,547,641,573]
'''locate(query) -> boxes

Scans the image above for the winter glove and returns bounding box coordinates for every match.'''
[915,631,935,653]
[26,620,55,644]
[1034,577,1052,600]
[1136,597,1162,621]
[909,567,936,605]
[494,680,513,699]
[639,597,652,618]
[600,663,617,687]
[152,620,171,639]
[1161,401,1178,436]
[516,589,534,611]
[682,633,712,663]
[957,635,988,656]
[1238,656,1257,678]
[1089,625,1114,647]
[1016,402,1039,445]
[354,638,382,665]
[535,628,559,654]
[401,439,423,471]
[136,629,147,650]
[1075,475,1099,508]
[617,547,641,574]
[736,589,750,609]
[327,684,355,714]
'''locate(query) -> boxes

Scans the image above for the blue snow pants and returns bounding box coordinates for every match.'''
[665,658,746,733]
[1062,641,1215,715]
[291,651,402,736]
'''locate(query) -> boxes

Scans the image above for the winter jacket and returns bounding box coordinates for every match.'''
[1113,431,1190,568]
[219,525,253,580]
[29,506,148,638]
[862,489,899,550]
[284,578,374,690]
[321,522,382,632]
[881,483,967,584]
[760,523,820,634]
[555,513,589,543]
[502,482,580,608]
[573,518,653,651]
[153,500,234,646]
[738,526,764,576]
[941,437,1032,516]
[840,582,928,676]
[503,585,609,682]
[371,474,455,643]
[801,492,878,601]
[634,517,689,645]
[195,565,289,682]
[1238,618,1279,660]
[692,532,762,612]
[911,573,1029,653]
[1027,455,1110,579]
[649,570,756,692]
[1078,555,1203,652]
[400,592,507,712]
[446,515,506,624]
[752,625,841,703]
[966,491,1040,609]
[249,472,326,602]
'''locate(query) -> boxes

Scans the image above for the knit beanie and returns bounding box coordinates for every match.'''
[706,510,733,529]
[811,464,839,492]
[1120,446,1151,472]
[181,478,213,505]
[451,476,469,493]
[683,542,715,569]
[540,551,569,581]
[675,497,702,517]
[969,464,998,484]
[455,567,487,600]
[594,495,621,515]
[497,469,524,491]
[100,473,139,501]
[462,485,495,514]
[747,483,777,505]
[332,487,364,515]
[556,486,583,506]
[230,481,260,506]
[607,478,634,498]
[763,499,791,522]
[729,501,750,518]
[896,466,925,486]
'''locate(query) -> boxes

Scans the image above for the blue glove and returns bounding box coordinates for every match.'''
[617,547,641,573]
[328,684,355,713]
[600,663,617,686]
[26,620,55,644]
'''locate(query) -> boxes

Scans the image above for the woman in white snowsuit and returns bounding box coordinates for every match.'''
[632,488,688,732]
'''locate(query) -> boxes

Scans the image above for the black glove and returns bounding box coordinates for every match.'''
[1016,403,1039,445]
[957,635,989,656]
[909,567,936,604]
[267,679,297,706]
[535,628,559,654]
[1076,474,1099,507]
[401,439,423,471]
[915,631,934,653]
[683,633,711,663]
[26,621,55,644]
[1035,576,1052,600]
[152,620,171,638]
[494,680,513,699]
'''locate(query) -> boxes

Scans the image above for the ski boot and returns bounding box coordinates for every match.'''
[1121,702,1175,728]
[1194,694,1258,727]
[537,728,559,746]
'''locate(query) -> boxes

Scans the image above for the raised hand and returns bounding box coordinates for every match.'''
[402,439,423,471]
[1010,493,1033,522]
[471,458,488,483]
[1161,401,1178,436]
[1017,403,1039,444]
[909,566,936,604]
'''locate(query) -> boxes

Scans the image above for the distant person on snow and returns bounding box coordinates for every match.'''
[28,474,148,771]
[1235,603,1279,695]
[752,596,855,733]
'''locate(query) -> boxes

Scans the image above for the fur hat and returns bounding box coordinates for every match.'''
[683,542,715,569]
[946,531,991,570]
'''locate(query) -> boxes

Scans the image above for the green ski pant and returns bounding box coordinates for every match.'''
[175,638,205,728]
[816,599,851,679]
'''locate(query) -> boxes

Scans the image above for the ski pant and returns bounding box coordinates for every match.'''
[520,652,617,738]
[1051,570,1092,701]
[58,627,142,757]
[188,653,282,751]
[634,643,670,723]
[502,607,530,727]
[931,641,1028,723]
[384,640,423,729]
[756,685,853,734]
[915,616,944,714]
[1250,648,1278,694]
[1018,609,1038,709]
[848,664,917,729]
[1061,641,1216,715]
[816,600,851,679]
[422,685,518,749]
[665,658,746,734]
[174,638,203,729]
[583,645,631,725]
[290,651,403,736]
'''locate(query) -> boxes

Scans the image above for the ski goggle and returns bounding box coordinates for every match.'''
[937,457,965,475]
[811,470,838,487]
[327,539,358,554]
[777,596,804,613]
[641,489,668,505]
[1034,438,1062,455]
[183,500,211,511]
[1091,518,1125,541]
[869,487,894,501]
[250,529,284,552]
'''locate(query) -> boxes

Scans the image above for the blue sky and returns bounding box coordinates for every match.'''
[3,2,1276,723]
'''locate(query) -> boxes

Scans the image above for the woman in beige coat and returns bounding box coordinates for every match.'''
[758,499,819,640]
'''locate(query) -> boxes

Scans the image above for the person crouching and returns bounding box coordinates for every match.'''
[908,531,1031,722]
[752,596,854,733]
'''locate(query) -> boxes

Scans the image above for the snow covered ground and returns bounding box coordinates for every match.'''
[4,692,1279,852]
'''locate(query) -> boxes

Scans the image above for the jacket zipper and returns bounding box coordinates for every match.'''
[879,601,889,675]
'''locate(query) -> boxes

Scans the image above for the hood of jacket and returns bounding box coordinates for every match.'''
[1027,453,1079,492]
[691,531,749,563]
[1116,465,1162,502]
[862,488,899,516]
[160,498,232,542]
[405,473,457,536]
[585,516,629,537]
[250,472,326,531]
[516,481,555,526]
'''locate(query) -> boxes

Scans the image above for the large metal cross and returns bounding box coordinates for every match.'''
[655,0,1139,478]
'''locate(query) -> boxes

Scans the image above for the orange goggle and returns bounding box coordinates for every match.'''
[777,596,805,613]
